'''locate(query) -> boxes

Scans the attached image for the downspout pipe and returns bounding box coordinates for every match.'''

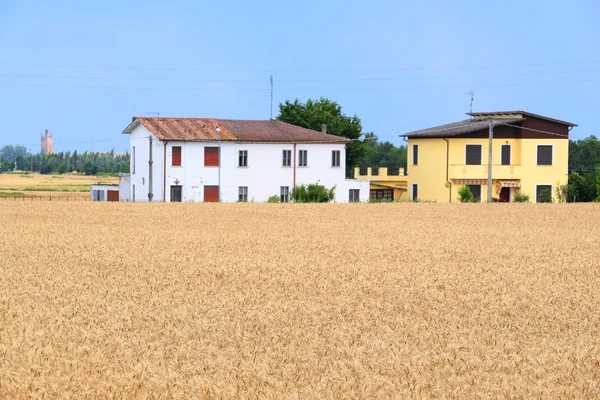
[443,138,451,202]
[293,143,297,188]
[163,141,167,202]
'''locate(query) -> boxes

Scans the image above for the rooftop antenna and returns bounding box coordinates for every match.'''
[465,91,474,115]
[146,112,160,118]
[270,75,274,120]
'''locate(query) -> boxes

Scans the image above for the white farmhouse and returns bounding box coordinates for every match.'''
[122,117,369,203]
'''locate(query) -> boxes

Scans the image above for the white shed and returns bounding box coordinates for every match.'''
[90,184,120,202]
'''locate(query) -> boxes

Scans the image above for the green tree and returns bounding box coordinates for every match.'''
[277,98,364,177]
[567,172,596,202]
[596,167,600,202]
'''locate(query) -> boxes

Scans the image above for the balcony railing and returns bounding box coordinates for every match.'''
[355,166,407,179]
[449,164,521,180]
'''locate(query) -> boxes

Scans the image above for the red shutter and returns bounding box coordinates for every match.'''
[204,186,219,202]
[172,146,182,166]
[204,147,219,166]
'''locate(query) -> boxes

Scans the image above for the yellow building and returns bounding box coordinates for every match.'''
[354,166,408,201]
[403,111,577,203]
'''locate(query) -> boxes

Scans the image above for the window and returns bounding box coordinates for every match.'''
[204,147,219,167]
[132,146,135,174]
[536,185,552,203]
[370,189,393,201]
[412,184,418,201]
[172,146,182,167]
[238,186,248,202]
[468,184,482,202]
[280,186,290,203]
[371,166,379,176]
[282,150,291,167]
[501,144,511,165]
[170,185,182,202]
[298,150,307,167]
[412,144,419,165]
[349,189,360,202]
[204,185,219,202]
[465,144,482,165]
[331,150,341,167]
[359,166,368,175]
[537,145,553,166]
[239,150,248,167]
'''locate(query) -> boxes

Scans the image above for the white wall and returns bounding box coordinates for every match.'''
[129,125,164,202]
[119,176,130,202]
[128,124,368,203]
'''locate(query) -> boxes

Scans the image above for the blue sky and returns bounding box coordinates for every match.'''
[0,0,598,153]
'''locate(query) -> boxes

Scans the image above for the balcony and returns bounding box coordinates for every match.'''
[449,164,521,180]
[355,166,407,181]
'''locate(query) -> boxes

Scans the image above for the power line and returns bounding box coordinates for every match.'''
[1,59,599,72]
[1,68,599,83]
[1,79,599,92]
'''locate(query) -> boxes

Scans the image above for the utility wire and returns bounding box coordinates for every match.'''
[1,59,600,72]
[2,68,599,83]
[1,79,599,92]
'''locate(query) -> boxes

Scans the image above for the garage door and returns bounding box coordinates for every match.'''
[204,186,219,202]
[107,190,119,202]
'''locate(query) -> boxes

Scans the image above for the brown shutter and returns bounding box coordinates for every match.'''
[537,145,552,165]
[204,147,219,167]
[204,185,219,202]
[172,146,182,166]
[501,145,511,165]
[465,145,482,165]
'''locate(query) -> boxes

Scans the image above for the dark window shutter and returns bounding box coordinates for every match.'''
[412,184,418,200]
[204,147,219,167]
[465,145,482,165]
[413,145,419,165]
[172,146,182,166]
[537,145,553,165]
[501,145,511,165]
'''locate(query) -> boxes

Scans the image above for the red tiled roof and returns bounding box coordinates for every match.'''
[123,117,351,144]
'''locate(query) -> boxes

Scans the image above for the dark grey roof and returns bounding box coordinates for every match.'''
[401,118,523,138]
[467,111,577,127]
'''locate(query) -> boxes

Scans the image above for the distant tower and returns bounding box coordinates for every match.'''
[41,129,53,154]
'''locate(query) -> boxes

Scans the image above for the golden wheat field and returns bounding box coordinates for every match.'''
[0,172,118,199]
[1,203,599,398]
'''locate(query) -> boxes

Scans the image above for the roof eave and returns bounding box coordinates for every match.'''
[122,118,141,134]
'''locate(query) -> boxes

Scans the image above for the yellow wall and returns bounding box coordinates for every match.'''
[407,137,568,203]
[407,138,449,202]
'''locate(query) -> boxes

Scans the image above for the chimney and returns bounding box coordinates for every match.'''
[321,124,327,134]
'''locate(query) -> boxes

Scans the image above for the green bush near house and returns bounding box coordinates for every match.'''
[291,183,336,203]
[458,185,474,203]
[267,195,281,203]
[513,191,530,202]
[538,189,552,203]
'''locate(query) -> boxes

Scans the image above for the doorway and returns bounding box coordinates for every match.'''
[499,187,510,202]
[170,185,182,202]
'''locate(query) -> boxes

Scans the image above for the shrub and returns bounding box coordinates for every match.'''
[267,195,281,203]
[291,183,336,203]
[538,189,552,203]
[458,185,474,203]
[513,192,530,202]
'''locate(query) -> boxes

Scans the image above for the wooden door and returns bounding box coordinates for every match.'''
[204,186,219,202]
[107,190,119,202]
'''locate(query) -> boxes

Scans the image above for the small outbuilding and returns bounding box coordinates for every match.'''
[90,184,120,202]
